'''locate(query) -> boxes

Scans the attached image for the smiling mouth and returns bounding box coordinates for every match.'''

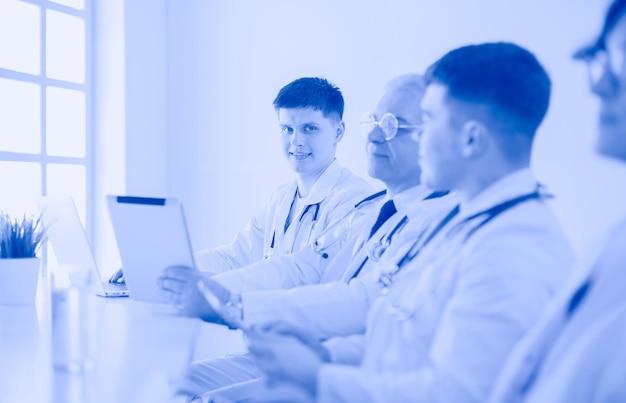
[290,152,312,160]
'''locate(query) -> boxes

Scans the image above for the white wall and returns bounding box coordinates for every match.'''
[164,0,626,257]
[93,0,626,361]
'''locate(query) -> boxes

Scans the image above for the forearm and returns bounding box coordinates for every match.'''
[241,278,380,340]
[213,247,326,294]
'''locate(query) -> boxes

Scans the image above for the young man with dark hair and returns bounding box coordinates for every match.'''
[110,77,372,283]
[245,42,574,402]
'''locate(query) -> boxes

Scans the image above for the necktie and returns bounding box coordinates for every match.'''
[369,199,397,239]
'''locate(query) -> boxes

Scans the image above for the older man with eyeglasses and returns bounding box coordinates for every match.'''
[487,1,626,402]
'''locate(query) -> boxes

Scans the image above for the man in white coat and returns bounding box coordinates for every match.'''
[158,75,458,399]
[245,42,576,403]
[487,1,626,401]
[109,77,372,283]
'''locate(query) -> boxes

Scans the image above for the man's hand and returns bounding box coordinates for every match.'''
[157,266,229,324]
[108,267,125,283]
[246,324,324,395]
[254,322,331,362]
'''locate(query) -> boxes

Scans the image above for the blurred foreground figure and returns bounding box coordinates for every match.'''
[489,1,626,402]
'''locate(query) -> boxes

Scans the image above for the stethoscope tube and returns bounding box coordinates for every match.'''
[264,201,321,260]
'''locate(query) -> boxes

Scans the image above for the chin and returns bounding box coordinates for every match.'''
[596,127,626,161]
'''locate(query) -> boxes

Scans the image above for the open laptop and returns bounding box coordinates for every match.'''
[39,196,129,297]
[106,195,197,304]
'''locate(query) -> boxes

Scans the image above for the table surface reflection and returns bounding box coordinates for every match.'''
[0,275,203,403]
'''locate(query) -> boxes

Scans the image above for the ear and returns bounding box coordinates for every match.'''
[459,120,488,158]
[334,121,345,144]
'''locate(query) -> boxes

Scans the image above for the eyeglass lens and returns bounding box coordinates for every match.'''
[587,44,626,86]
[360,113,399,140]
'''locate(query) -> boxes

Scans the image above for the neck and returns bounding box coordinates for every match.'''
[296,160,333,198]
[386,176,422,197]
[458,162,528,203]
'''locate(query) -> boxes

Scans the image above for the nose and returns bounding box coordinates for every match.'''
[591,65,619,99]
[367,124,386,143]
[291,129,307,147]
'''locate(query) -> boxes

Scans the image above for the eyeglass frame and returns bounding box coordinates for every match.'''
[360,112,423,141]
[575,36,626,89]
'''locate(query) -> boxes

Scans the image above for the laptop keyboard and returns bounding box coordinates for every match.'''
[103,281,128,292]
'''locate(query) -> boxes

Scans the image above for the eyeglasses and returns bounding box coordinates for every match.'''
[580,44,626,88]
[360,112,422,141]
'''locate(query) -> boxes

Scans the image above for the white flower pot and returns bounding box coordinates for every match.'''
[0,258,41,305]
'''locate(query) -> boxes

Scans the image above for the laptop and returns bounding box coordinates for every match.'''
[106,195,197,304]
[39,196,129,297]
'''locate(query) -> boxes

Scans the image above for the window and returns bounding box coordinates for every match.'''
[0,0,91,233]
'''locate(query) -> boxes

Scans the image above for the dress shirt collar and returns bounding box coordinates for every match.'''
[389,184,434,216]
[458,168,539,219]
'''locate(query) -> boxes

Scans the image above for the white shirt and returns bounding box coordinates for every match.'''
[316,169,576,403]
[489,217,626,403]
[193,160,372,273]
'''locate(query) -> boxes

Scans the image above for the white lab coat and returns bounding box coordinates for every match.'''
[315,169,576,403]
[488,218,626,403]
[194,160,372,273]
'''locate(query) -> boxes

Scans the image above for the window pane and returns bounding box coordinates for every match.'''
[46,163,86,224]
[0,1,40,74]
[0,78,41,154]
[49,0,84,11]
[0,161,41,216]
[46,87,86,157]
[46,10,85,83]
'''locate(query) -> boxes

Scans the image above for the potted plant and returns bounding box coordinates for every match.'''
[0,212,46,305]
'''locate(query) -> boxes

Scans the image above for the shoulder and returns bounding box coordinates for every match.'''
[335,166,374,193]
[262,181,297,207]
[460,199,575,283]
[590,218,626,281]
[355,189,387,209]
[322,167,374,208]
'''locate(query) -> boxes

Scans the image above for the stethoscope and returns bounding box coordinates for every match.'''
[348,214,409,280]
[368,215,409,262]
[264,201,321,260]
[378,185,547,292]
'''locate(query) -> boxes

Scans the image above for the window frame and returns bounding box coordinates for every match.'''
[0,0,93,271]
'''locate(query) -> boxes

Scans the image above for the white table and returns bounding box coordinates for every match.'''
[0,275,205,403]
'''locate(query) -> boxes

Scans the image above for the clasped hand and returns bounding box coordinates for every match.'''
[246,322,330,396]
[157,265,230,324]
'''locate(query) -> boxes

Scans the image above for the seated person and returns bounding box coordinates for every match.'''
[109,76,372,284]
[488,1,626,401]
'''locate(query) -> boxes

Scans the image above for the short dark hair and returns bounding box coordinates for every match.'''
[575,0,626,59]
[273,77,344,120]
[425,42,551,136]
